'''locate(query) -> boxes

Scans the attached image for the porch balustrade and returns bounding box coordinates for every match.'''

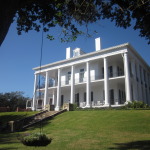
[49,82,58,87]
[110,71,124,78]
[37,70,124,89]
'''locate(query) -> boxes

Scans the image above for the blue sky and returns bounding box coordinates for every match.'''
[0,20,150,98]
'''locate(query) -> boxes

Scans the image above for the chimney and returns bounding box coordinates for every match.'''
[95,37,101,51]
[66,47,72,59]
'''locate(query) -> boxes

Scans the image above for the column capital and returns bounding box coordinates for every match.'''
[124,52,128,56]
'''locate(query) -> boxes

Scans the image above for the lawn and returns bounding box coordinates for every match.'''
[0,110,150,150]
[0,111,38,124]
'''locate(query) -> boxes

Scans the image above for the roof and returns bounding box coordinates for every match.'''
[33,43,150,71]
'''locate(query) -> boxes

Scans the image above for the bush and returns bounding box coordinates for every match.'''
[125,101,149,109]
[20,132,52,146]
[72,103,78,110]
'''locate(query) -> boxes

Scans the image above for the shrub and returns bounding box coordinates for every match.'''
[20,132,52,146]
[125,101,149,109]
[72,103,78,110]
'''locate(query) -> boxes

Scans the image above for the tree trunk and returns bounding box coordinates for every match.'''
[0,0,20,46]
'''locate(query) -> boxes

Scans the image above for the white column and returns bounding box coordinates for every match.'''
[52,90,55,105]
[55,68,61,111]
[44,71,49,108]
[124,52,131,102]
[32,74,38,110]
[86,61,91,107]
[70,65,75,104]
[104,57,109,106]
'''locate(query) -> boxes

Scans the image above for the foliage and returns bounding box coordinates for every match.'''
[0,91,29,111]
[72,103,78,110]
[20,132,52,146]
[105,0,150,44]
[75,106,126,111]
[125,101,149,109]
[0,0,150,46]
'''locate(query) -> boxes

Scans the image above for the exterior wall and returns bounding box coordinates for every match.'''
[128,49,150,105]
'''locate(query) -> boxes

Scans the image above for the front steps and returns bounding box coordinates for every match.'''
[22,109,67,130]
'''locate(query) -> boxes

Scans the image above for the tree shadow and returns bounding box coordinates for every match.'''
[0,118,53,150]
[0,132,21,150]
[109,140,150,150]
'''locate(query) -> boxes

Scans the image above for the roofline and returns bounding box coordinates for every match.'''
[128,44,150,70]
[33,42,149,71]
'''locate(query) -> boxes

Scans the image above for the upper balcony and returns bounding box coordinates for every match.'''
[37,70,124,89]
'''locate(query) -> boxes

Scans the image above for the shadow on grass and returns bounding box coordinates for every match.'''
[0,117,53,150]
[109,140,150,150]
[22,119,52,132]
[0,133,21,150]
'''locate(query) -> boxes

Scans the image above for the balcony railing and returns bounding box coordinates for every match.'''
[37,71,125,89]
[37,84,45,89]
[61,80,71,86]
[49,82,58,87]
[110,71,124,78]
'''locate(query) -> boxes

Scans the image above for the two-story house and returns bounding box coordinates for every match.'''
[31,38,150,111]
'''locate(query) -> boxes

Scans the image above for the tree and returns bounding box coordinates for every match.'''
[0,0,149,46]
[0,91,29,111]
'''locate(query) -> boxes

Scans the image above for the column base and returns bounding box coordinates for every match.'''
[85,104,91,108]
[55,106,60,111]
[32,107,36,111]
[103,103,110,107]
[124,101,131,105]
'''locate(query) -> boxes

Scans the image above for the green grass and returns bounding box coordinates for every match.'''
[0,110,150,150]
[0,111,38,124]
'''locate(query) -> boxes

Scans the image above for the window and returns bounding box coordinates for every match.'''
[61,95,64,107]
[135,64,138,81]
[117,66,123,76]
[84,92,86,102]
[109,89,114,105]
[143,69,146,82]
[91,92,93,102]
[109,66,113,77]
[103,90,105,100]
[118,90,121,104]
[139,65,142,83]
[80,69,84,82]
[102,67,104,78]
[68,71,71,81]
[129,62,132,77]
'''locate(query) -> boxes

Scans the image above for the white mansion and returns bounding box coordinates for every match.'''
[32,38,150,111]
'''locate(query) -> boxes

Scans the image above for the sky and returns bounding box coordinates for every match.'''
[0,19,150,98]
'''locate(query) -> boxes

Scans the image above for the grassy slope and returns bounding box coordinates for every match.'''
[0,111,38,124]
[0,110,150,150]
